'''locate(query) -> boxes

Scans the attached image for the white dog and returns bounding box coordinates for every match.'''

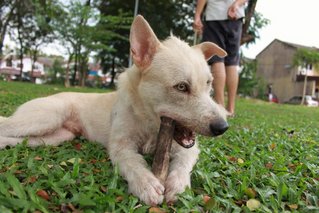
[0,15,229,205]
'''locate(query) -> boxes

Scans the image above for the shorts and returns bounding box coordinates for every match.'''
[202,19,242,66]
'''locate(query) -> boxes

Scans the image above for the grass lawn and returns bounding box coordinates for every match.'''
[0,81,318,213]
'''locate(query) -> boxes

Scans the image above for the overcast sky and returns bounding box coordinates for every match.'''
[242,0,319,58]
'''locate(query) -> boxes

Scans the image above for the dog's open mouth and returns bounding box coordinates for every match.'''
[173,122,196,148]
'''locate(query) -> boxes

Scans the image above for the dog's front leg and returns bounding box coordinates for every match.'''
[108,140,164,206]
[164,142,200,203]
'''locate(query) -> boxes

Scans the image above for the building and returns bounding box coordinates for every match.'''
[256,39,319,103]
[0,56,45,83]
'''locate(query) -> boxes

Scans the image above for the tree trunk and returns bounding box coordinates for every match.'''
[241,0,257,45]
[64,54,73,88]
[301,73,308,105]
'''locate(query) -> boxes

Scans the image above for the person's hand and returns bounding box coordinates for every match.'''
[227,2,239,20]
[193,14,203,34]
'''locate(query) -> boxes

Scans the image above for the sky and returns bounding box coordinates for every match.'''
[242,0,319,58]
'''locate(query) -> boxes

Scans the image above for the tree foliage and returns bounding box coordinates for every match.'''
[1,0,269,87]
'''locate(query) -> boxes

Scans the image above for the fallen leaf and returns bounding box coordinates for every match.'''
[90,159,98,164]
[245,188,257,198]
[67,158,82,164]
[228,156,237,162]
[246,199,261,211]
[34,156,42,161]
[100,186,107,193]
[36,189,50,200]
[203,195,216,209]
[74,143,82,151]
[237,158,244,164]
[27,176,37,184]
[116,196,124,202]
[60,161,67,166]
[265,162,273,169]
[288,204,298,210]
[149,207,166,213]
[14,170,23,174]
[203,195,211,203]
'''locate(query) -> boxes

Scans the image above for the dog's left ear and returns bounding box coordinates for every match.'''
[193,42,227,61]
[130,15,161,71]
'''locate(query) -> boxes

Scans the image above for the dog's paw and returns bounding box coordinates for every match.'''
[128,173,164,206]
[164,170,190,203]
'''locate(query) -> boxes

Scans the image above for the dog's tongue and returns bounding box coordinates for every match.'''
[173,123,196,148]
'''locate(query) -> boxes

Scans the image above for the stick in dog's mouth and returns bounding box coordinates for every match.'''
[173,122,196,148]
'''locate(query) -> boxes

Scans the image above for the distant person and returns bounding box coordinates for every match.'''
[193,0,247,117]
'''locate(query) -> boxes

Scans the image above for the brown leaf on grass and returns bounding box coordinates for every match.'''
[34,156,42,161]
[14,170,24,174]
[265,162,273,169]
[149,207,166,213]
[74,143,82,151]
[27,176,38,184]
[90,159,98,164]
[245,188,257,198]
[93,168,101,173]
[203,195,211,203]
[100,186,107,193]
[234,199,246,206]
[288,204,298,210]
[227,156,237,162]
[36,189,50,200]
[269,143,276,151]
[116,196,124,202]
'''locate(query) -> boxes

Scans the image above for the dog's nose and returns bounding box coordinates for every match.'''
[209,120,229,136]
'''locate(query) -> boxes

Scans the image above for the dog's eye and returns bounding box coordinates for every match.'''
[207,80,212,85]
[174,82,189,93]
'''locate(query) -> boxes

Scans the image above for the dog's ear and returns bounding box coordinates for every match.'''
[130,15,160,71]
[193,42,227,61]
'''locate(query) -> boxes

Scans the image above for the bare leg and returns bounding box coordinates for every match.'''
[211,62,226,107]
[225,65,239,115]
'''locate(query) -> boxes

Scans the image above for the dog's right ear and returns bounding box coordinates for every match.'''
[130,15,161,71]
[193,42,227,61]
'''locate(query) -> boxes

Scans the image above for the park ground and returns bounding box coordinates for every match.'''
[0,81,318,212]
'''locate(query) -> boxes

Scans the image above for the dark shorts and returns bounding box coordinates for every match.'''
[202,19,242,66]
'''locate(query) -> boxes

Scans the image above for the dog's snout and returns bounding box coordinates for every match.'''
[209,120,229,136]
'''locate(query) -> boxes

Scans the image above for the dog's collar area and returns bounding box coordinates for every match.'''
[173,122,196,148]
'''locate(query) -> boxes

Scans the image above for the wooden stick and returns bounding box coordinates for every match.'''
[152,117,175,185]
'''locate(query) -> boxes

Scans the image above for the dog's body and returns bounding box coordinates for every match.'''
[0,16,228,205]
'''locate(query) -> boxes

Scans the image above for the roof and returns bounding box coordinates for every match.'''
[256,39,319,58]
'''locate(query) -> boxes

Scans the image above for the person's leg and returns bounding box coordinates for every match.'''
[225,65,239,115]
[211,62,226,107]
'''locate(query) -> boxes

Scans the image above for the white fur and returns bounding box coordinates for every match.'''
[0,15,228,205]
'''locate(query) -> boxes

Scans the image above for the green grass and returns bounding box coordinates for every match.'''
[0,81,318,212]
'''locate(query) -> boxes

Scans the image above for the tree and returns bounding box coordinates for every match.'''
[293,48,319,105]
[0,0,17,59]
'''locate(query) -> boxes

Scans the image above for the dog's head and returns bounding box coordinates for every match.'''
[130,15,229,148]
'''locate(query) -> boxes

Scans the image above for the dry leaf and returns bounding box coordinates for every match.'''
[34,156,42,161]
[246,199,261,211]
[265,162,273,169]
[237,158,244,164]
[74,143,82,151]
[288,204,298,210]
[116,196,124,202]
[203,195,211,203]
[149,207,166,213]
[36,189,50,200]
[270,143,276,150]
[245,188,257,198]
